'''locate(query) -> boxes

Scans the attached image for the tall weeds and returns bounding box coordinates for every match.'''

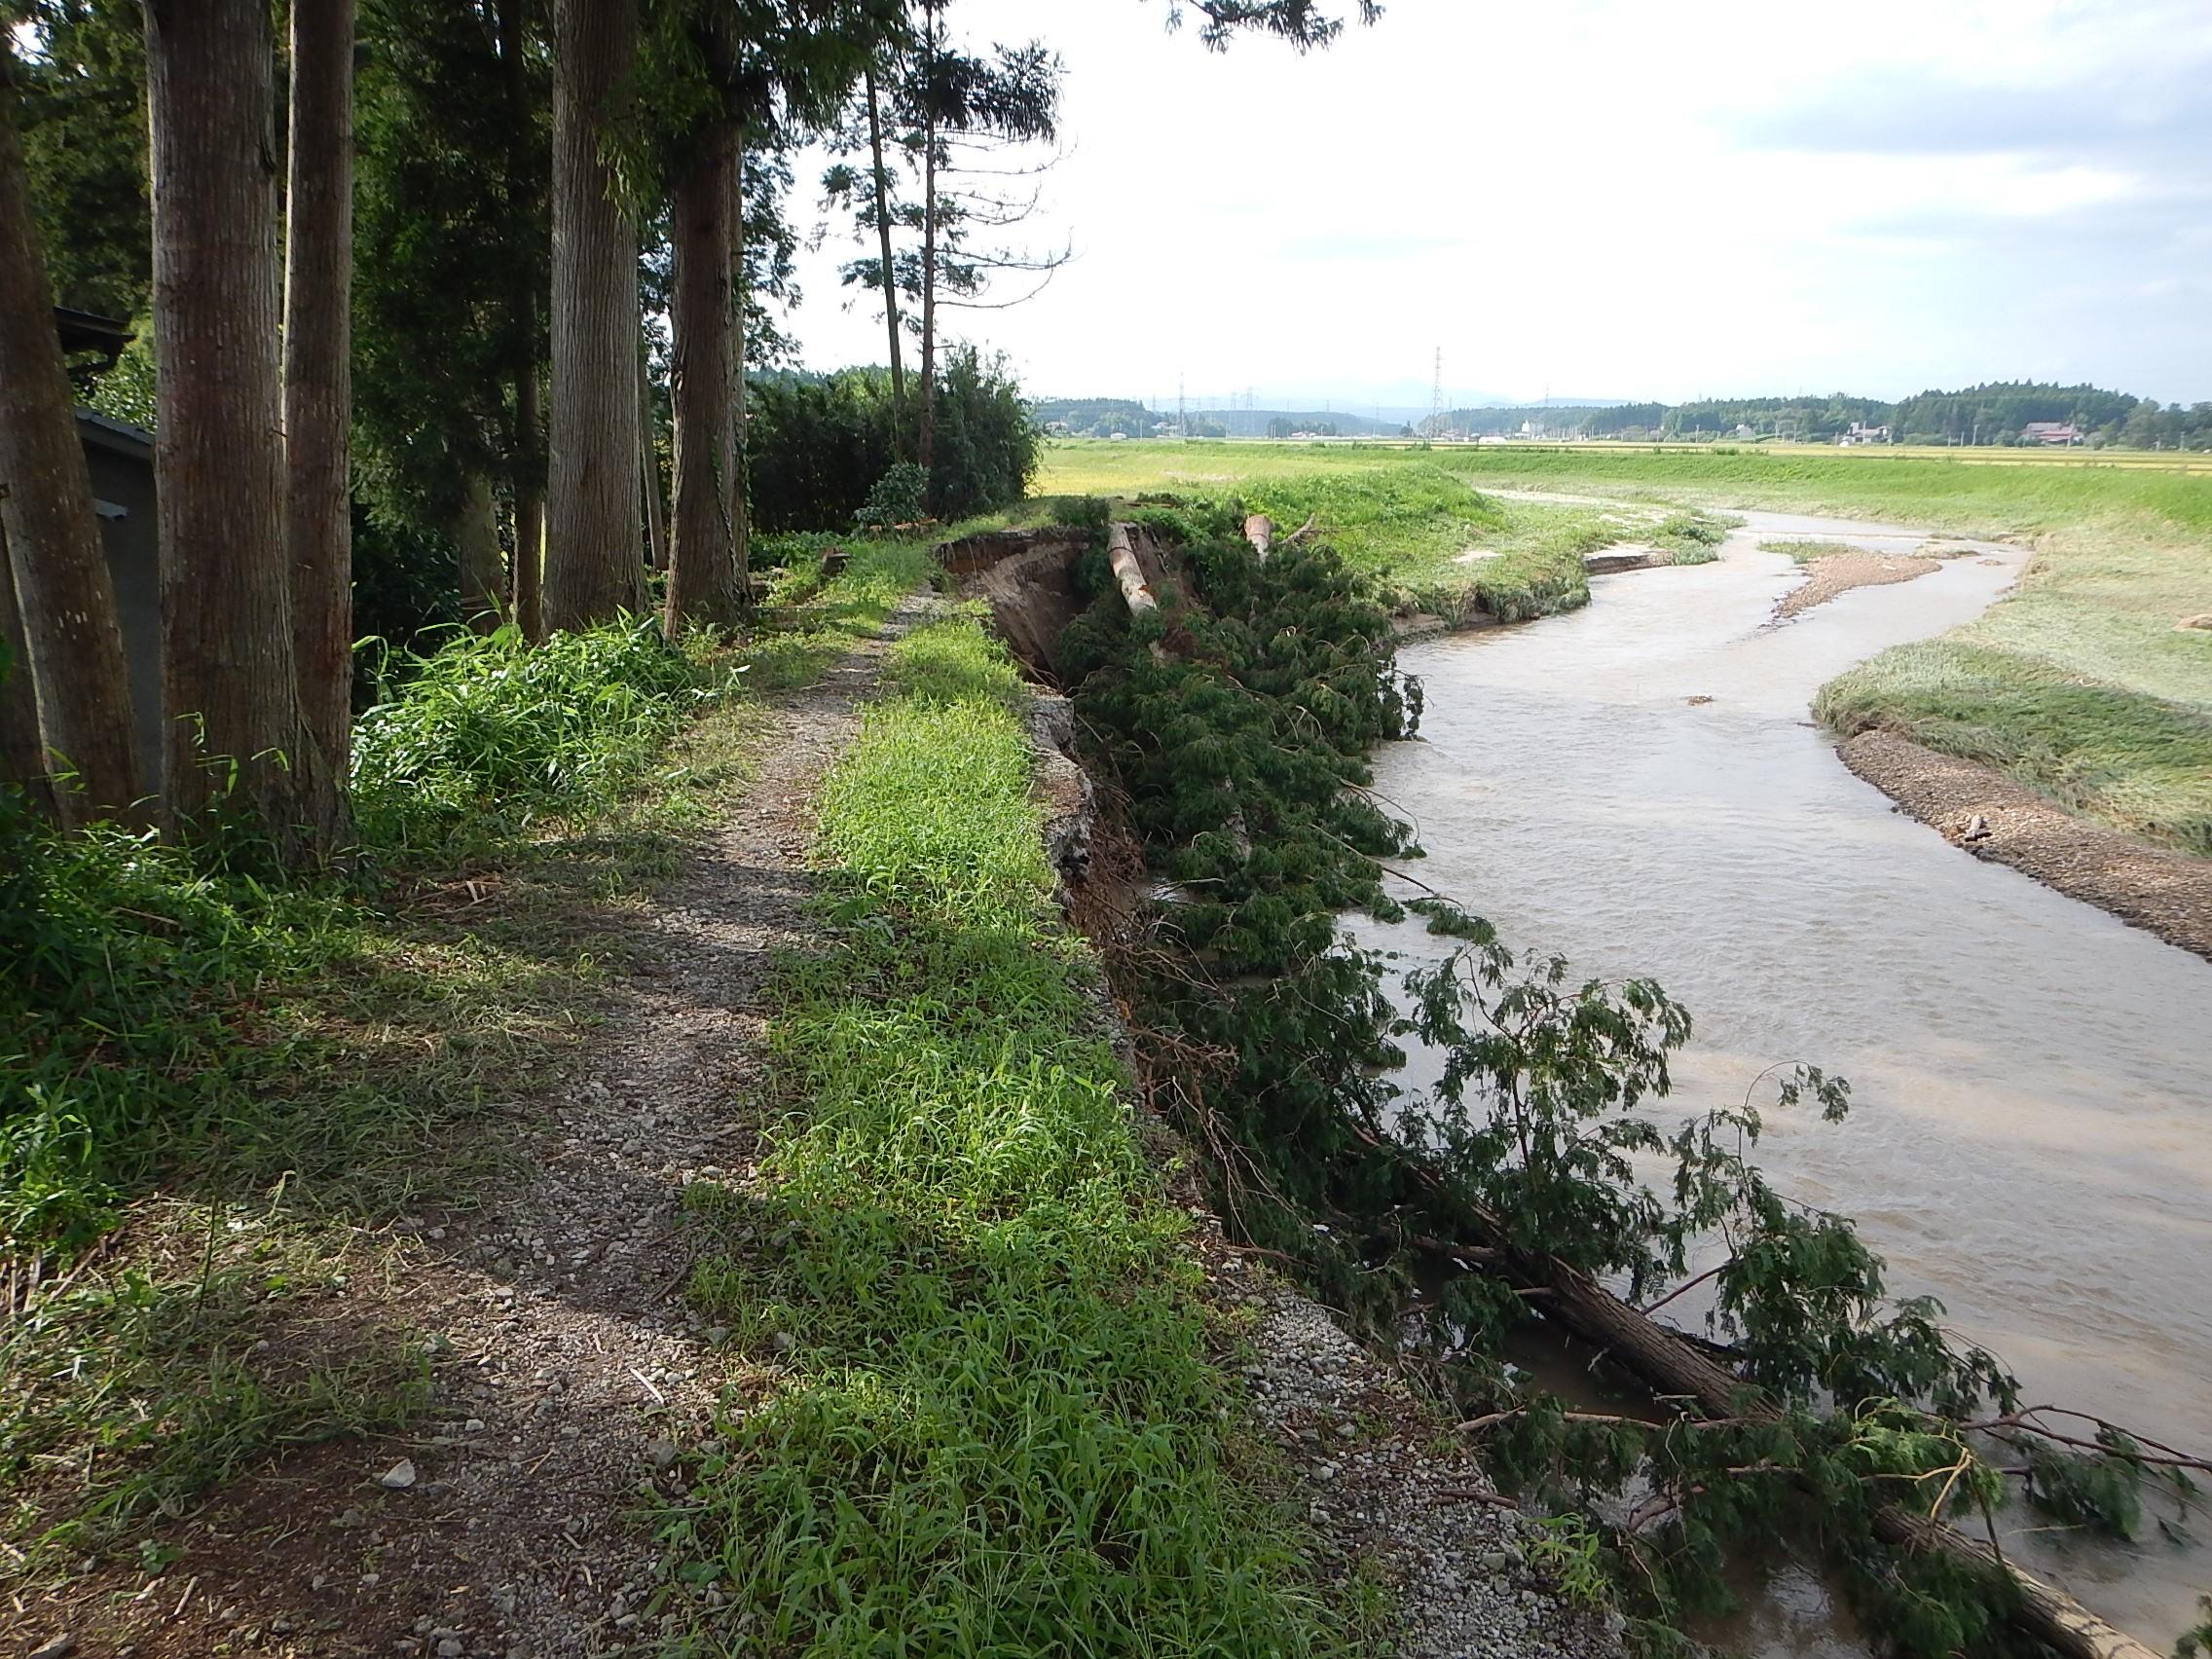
[352,616,732,859]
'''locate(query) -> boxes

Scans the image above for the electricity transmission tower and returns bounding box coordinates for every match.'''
[1427,348,1447,440]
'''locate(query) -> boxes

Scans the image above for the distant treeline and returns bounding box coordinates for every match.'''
[1500,384,2212,449]
[1029,396,1403,439]
[1033,384,2212,450]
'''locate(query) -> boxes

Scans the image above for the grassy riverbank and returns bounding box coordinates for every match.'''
[1042,440,2212,857]
[1038,447,1727,622]
[664,612,1340,1652]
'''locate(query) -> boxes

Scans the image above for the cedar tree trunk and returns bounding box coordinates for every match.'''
[864,63,905,451]
[637,323,664,571]
[282,0,356,785]
[496,0,544,642]
[146,0,333,862]
[729,122,749,606]
[512,368,545,640]
[917,108,938,494]
[455,470,505,630]
[543,0,642,632]
[0,523,60,820]
[0,37,144,826]
[663,77,743,634]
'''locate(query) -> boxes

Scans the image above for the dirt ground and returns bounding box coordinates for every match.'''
[1840,728,2212,963]
[1775,550,1940,618]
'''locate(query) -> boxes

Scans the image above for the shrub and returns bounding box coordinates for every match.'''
[746,348,1038,532]
[351,617,728,859]
[853,461,929,532]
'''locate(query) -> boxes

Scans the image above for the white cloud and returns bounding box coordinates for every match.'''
[772,0,2212,404]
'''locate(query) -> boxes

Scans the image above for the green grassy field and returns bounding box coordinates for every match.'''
[1040,441,2212,856]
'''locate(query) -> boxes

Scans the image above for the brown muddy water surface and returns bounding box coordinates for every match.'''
[1351,511,2212,1653]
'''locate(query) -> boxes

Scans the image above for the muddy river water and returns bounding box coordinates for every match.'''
[1349,510,2212,1652]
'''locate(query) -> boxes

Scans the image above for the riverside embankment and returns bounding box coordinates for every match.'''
[1350,513,2212,1651]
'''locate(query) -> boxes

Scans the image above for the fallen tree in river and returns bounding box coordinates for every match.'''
[1449,1185,2166,1659]
[1038,496,2196,1659]
[1377,936,2183,1659]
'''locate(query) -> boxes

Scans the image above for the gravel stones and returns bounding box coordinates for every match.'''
[1224,1268,1623,1659]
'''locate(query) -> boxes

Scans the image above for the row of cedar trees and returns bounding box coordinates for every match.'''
[0,0,1374,869]
[0,0,893,867]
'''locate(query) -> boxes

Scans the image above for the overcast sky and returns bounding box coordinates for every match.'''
[778,0,2212,410]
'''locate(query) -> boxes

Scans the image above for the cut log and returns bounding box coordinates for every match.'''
[1243,513,1272,561]
[1107,522,1157,615]
[1506,1249,2162,1659]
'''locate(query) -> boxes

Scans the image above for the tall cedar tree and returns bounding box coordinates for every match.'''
[862,0,1374,485]
[496,0,546,640]
[0,34,143,825]
[819,55,920,458]
[863,62,904,447]
[904,6,1059,491]
[544,0,644,632]
[662,16,747,633]
[283,0,357,781]
[144,0,338,861]
[651,0,901,635]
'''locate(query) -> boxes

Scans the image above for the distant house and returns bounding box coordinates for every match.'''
[2022,422,2082,446]
[1838,422,1892,446]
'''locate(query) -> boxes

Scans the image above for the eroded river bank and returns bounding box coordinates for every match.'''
[1352,509,2212,1651]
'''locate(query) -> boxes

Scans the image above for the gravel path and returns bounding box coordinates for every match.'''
[1840,727,2212,963]
[1212,1257,1627,1659]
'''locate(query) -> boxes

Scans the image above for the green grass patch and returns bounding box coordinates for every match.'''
[1816,640,2212,854]
[1038,438,2212,542]
[352,616,732,860]
[740,535,935,691]
[661,613,1340,1655]
[1041,456,1737,626]
[1651,509,1734,565]
[1212,465,1613,621]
